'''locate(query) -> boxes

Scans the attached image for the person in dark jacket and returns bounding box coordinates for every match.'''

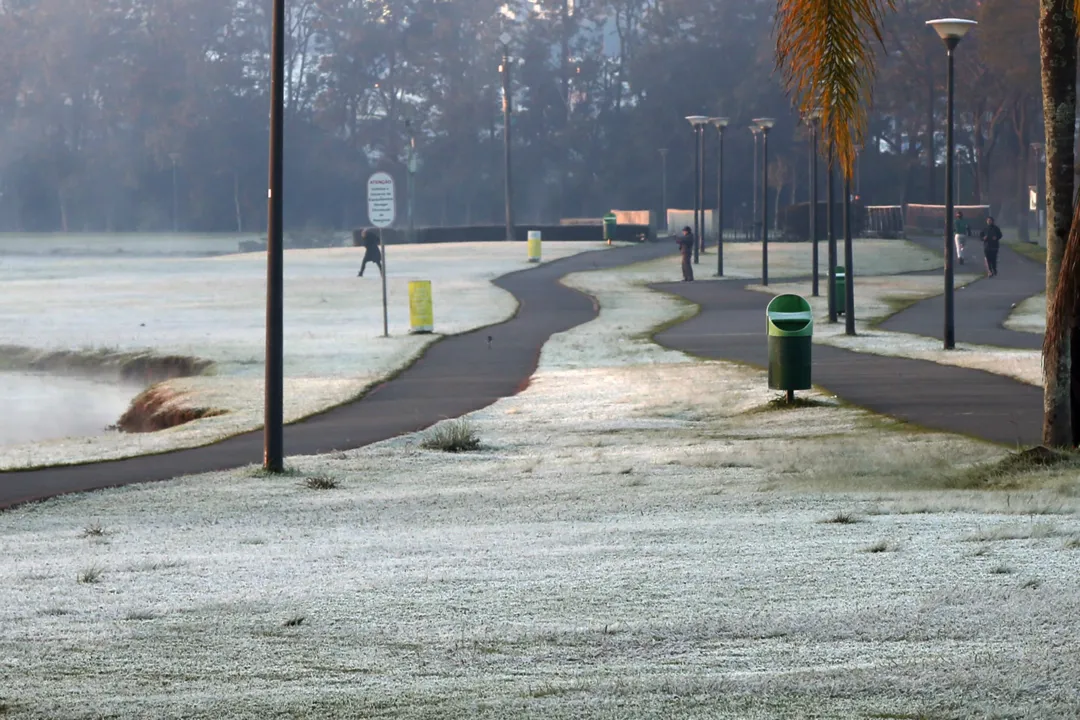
[980,216,1003,277]
[677,226,695,281]
[356,228,383,277]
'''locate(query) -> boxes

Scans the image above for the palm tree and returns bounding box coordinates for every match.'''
[775,0,1079,448]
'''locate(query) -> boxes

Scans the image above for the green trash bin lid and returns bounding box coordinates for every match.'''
[766,293,814,337]
[834,265,846,275]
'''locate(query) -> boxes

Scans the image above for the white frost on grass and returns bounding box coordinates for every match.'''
[0,241,608,469]
[750,276,1044,388]
[8,356,1080,719]
[1005,292,1046,335]
[635,237,942,282]
[543,262,697,370]
[6,253,1076,717]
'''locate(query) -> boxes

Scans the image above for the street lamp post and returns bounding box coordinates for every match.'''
[843,174,856,335]
[407,125,417,244]
[659,148,668,232]
[168,152,181,233]
[806,110,822,296]
[264,0,286,471]
[686,116,709,264]
[500,34,515,242]
[750,126,761,241]
[827,142,837,324]
[710,117,729,276]
[754,118,776,286]
[928,17,977,351]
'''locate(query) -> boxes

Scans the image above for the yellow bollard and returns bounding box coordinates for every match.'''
[527,230,542,263]
[408,280,434,334]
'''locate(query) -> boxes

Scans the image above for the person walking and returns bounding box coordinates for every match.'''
[677,226,695,281]
[953,210,971,265]
[980,216,1003,277]
[356,228,383,277]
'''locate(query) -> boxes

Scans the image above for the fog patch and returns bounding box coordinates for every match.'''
[0,372,138,446]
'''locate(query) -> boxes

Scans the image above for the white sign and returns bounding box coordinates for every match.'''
[1029,186,1038,212]
[367,172,396,228]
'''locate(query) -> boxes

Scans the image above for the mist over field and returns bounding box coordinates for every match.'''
[0,372,135,446]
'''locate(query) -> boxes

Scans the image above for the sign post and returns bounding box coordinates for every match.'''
[367,172,396,338]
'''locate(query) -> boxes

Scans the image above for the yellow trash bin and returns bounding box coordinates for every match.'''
[408,280,434,334]
[527,230,542,263]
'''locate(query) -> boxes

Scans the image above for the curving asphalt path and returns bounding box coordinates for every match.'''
[1,236,1050,509]
[0,242,671,509]
[880,235,1044,350]
[652,235,1046,447]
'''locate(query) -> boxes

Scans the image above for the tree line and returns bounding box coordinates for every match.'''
[0,0,1045,234]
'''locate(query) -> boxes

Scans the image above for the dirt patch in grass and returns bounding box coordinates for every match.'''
[948,446,1080,490]
[752,394,834,413]
[0,344,214,384]
[116,385,227,433]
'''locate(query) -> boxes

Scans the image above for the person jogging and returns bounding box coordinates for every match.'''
[356,228,383,277]
[677,226,695,281]
[980,216,1003,277]
[954,210,971,265]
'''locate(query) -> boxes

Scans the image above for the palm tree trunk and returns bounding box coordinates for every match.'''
[1039,0,1077,448]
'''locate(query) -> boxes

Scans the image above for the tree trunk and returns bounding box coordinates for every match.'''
[1039,0,1077,448]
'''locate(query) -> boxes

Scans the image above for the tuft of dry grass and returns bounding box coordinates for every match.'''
[303,476,339,491]
[821,511,861,525]
[82,522,107,538]
[77,567,103,584]
[862,540,894,554]
[420,419,481,453]
[963,522,1061,543]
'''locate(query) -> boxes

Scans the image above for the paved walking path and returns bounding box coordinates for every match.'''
[0,243,671,509]
[652,236,1046,447]
[1,236,1050,509]
[880,235,1044,349]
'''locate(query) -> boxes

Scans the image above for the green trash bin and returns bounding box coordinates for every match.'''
[766,294,813,394]
[833,265,846,316]
[603,212,617,244]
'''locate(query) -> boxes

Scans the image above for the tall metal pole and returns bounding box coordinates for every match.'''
[810,119,819,296]
[716,125,725,276]
[408,133,416,244]
[659,148,668,232]
[844,174,855,335]
[761,127,770,286]
[751,129,760,239]
[697,127,706,258]
[264,0,286,472]
[695,128,704,264]
[501,44,515,242]
[943,40,958,350]
[170,157,179,233]
[827,142,837,324]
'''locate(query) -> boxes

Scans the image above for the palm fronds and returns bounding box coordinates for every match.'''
[774,0,896,178]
